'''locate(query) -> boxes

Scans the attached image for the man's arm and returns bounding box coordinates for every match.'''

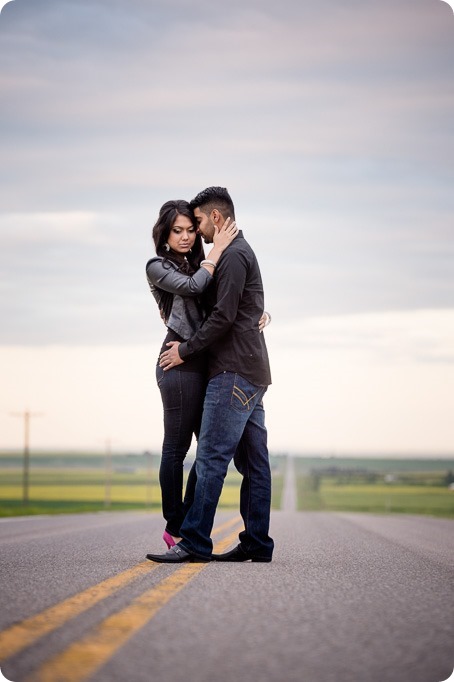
[159,248,247,370]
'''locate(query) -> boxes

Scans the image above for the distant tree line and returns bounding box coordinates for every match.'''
[307,467,454,490]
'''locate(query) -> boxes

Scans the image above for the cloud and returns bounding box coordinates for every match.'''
[0,212,108,245]
[268,309,454,364]
[2,309,454,452]
[0,0,453,344]
[0,0,452,454]
[263,309,454,453]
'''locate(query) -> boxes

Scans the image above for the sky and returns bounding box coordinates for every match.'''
[1,0,453,455]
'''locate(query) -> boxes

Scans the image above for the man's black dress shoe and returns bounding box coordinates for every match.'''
[212,544,272,562]
[146,544,211,563]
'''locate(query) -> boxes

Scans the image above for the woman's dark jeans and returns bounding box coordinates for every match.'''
[156,365,206,536]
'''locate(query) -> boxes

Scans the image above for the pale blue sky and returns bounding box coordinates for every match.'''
[1,0,453,452]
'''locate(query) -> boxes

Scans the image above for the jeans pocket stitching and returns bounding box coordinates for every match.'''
[232,385,259,411]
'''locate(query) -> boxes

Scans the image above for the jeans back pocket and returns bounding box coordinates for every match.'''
[230,374,259,412]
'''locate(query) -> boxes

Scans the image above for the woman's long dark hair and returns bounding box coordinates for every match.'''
[151,200,204,323]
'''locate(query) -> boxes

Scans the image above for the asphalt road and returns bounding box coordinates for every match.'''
[0,510,453,682]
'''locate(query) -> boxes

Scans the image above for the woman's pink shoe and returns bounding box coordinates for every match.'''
[163,530,176,549]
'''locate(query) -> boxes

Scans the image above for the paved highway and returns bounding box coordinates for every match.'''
[0,510,453,682]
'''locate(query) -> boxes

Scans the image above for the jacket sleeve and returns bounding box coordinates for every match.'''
[145,258,212,295]
[178,248,247,360]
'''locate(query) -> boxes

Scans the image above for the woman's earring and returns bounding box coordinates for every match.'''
[165,243,170,252]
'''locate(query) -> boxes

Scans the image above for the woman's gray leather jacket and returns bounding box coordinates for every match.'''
[146,257,213,340]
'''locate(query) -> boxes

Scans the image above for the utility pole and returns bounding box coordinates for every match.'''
[10,410,43,506]
[104,438,113,509]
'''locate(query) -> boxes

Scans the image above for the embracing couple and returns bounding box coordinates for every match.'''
[145,186,274,564]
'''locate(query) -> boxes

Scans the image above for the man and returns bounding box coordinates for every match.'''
[147,187,274,563]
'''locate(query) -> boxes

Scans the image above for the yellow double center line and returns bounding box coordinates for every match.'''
[0,516,242,681]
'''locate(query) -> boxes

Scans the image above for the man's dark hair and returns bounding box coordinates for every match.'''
[189,186,236,221]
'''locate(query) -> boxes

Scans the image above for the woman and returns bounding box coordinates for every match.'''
[146,200,239,549]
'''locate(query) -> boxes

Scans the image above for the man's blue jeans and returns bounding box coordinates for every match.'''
[179,371,274,559]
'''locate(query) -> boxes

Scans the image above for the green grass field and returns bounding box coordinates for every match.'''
[0,471,243,517]
[296,475,454,518]
[292,455,454,518]
[0,452,452,518]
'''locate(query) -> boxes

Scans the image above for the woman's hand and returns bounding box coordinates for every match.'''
[212,217,239,252]
[258,311,272,332]
[200,218,238,273]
